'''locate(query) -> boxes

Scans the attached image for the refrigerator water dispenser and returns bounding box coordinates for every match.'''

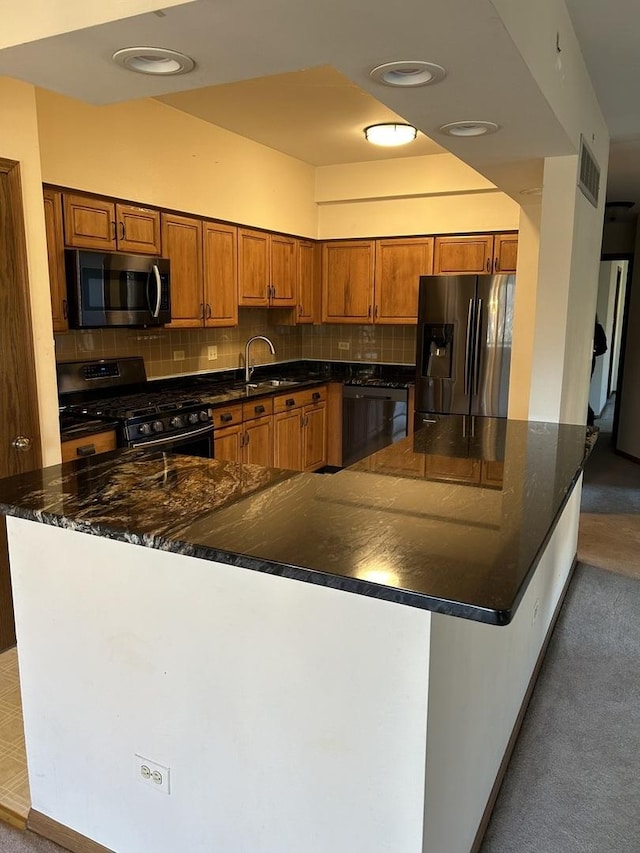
[421,324,453,378]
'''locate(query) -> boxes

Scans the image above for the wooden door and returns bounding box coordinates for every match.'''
[63,193,116,250]
[214,424,243,462]
[302,402,327,471]
[116,203,161,255]
[203,221,238,327]
[238,228,270,306]
[273,409,302,470]
[433,235,493,275]
[493,234,518,273]
[162,213,203,328]
[1,159,44,649]
[322,241,374,323]
[243,415,273,467]
[43,188,68,332]
[297,240,317,323]
[374,237,434,324]
[270,234,297,306]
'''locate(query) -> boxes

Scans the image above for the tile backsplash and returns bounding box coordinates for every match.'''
[54,312,416,378]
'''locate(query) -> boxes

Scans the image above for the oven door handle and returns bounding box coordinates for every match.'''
[130,424,213,449]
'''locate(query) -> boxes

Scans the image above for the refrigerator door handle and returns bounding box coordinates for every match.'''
[464,298,474,396]
[473,298,483,394]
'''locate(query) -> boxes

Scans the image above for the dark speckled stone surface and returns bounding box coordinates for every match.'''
[0,418,591,626]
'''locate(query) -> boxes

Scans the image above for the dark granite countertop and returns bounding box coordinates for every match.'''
[0,417,591,626]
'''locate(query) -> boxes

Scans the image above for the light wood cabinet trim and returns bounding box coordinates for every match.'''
[63,193,116,250]
[115,203,161,255]
[61,430,117,462]
[322,241,375,323]
[238,227,270,306]
[203,220,238,327]
[43,188,68,333]
[374,237,434,324]
[493,233,518,274]
[433,235,494,275]
[161,213,203,328]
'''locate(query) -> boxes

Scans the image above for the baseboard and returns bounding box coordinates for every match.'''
[616,448,640,465]
[0,802,27,830]
[470,554,578,853]
[28,809,115,853]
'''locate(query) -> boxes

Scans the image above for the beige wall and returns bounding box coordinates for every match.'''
[36,89,318,239]
[0,77,60,464]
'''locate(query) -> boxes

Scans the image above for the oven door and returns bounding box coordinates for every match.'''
[129,424,214,458]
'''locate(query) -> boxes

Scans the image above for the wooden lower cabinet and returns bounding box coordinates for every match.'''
[273,409,303,471]
[61,430,117,462]
[273,386,328,472]
[213,402,274,467]
[213,422,243,463]
[243,415,273,467]
[302,402,327,471]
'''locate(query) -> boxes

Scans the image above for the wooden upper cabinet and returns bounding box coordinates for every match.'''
[270,234,297,306]
[433,235,494,275]
[297,240,319,323]
[374,237,434,324]
[493,233,518,273]
[43,188,68,333]
[161,213,203,328]
[322,241,375,324]
[63,193,160,254]
[238,228,270,306]
[203,221,238,327]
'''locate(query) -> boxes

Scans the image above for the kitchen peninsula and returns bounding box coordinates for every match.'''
[0,418,589,853]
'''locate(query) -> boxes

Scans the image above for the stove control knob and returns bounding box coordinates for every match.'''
[198,410,210,423]
[170,415,185,429]
[138,423,152,436]
[152,420,164,433]
[187,412,199,425]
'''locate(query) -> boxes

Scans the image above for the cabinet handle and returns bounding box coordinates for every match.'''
[494,257,500,272]
[220,413,233,423]
[486,257,491,272]
[374,305,379,320]
[206,303,212,319]
[368,305,372,319]
[76,444,96,457]
[300,413,305,428]
[254,405,265,415]
[239,432,245,447]
[119,222,126,241]
[244,431,250,446]
[199,302,204,320]
[312,392,321,401]
[286,398,295,407]
[298,303,304,315]
[62,298,68,319]
[111,221,117,240]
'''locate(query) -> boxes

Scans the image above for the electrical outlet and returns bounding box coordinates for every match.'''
[338,341,350,351]
[135,754,170,794]
[208,345,218,361]
[173,350,185,362]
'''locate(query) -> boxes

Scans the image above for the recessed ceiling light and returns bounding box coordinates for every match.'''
[364,123,418,147]
[438,120,500,137]
[369,60,446,88]
[112,47,195,76]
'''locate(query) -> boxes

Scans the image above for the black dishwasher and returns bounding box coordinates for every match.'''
[342,382,409,467]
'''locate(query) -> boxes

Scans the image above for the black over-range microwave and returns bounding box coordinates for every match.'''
[65,249,171,328]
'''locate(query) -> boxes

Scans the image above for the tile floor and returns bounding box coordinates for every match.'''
[0,648,30,827]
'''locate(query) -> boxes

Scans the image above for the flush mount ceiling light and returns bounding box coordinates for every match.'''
[438,120,500,137]
[112,47,195,75]
[364,123,418,147]
[369,60,446,88]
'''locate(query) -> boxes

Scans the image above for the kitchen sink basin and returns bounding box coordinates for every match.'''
[246,379,299,390]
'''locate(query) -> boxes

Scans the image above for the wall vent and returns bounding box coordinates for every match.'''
[578,135,600,208]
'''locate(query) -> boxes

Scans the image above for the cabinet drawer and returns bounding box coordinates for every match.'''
[242,398,274,420]
[273,386,326,414]
[61,430,117,462]
[211,405,243,428]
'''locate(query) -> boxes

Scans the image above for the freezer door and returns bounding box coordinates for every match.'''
[471,274,515,417]
[414,275,477,415]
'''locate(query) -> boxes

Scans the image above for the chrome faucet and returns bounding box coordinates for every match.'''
[244,335,276,383]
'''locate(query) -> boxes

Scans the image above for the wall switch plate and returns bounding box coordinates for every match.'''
[208,345,218,361]
[338,341,350,351]
[135,754,170,794]
[173,350,185,362]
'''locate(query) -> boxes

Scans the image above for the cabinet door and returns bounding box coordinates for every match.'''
[433,235,493,275]
[214,424,243,462]
[43,189,69,332]
[296,239,318,323]
[61,430,117,463]
[63,194,116,250]
[243,415,273,467]
[116,203,161,255]
[302,402,327,472]
[322,241,375,323]
[374,237,434,324]
[270,234,297,306]
[493,234,518,274]
[203,221,238,327]
[162,213,203,328]
[238,228,270,306]
[273,409,302,470]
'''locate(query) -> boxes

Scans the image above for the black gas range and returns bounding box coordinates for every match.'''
[58,358,214,457]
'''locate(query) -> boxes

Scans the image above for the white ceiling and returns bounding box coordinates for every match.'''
[0,0,638,214]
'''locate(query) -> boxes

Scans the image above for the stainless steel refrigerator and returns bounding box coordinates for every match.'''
[414,274,515,428]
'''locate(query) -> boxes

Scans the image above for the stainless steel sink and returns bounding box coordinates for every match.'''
[246,379,299,390]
